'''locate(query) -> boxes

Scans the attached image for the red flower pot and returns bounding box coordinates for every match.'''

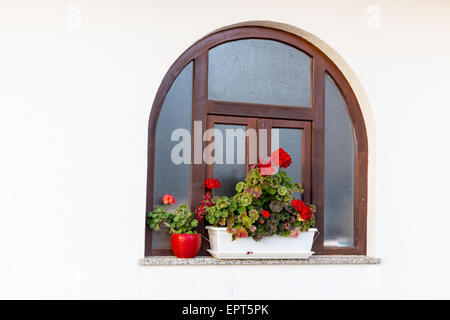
[171,233,201,258]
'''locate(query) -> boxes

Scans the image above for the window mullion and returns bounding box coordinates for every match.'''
[311,58,326,253]
[192,53,208,255]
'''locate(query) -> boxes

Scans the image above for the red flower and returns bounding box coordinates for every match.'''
[291,199,304,212]
[291,199,313,220]
[205,179,215,189]
[300,205,313,220]
[162,194,175,205]
[270,148,292,169]
[262,210,270,218]
[194,193,215,221]
[256,159,275,176]
[205,178,221,189]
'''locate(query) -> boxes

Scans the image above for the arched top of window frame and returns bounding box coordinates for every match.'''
[146,25,368,256]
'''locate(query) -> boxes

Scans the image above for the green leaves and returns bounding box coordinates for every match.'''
[239,194,252,207]
[205,195,235,227]
[248,209,259,221]
[213,167,315,241]
[236,182,246,193]
[293,182,303,193]
[277,186,288,196]
[216,197,230,209]
[147,203,199,235]
[237,206,246,214]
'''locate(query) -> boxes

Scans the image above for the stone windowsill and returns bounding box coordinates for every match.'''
[139,255,380,266]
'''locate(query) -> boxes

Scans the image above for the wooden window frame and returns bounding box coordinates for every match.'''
[145,25,368,256]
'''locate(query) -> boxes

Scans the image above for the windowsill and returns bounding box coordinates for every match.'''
[139,255,380,266]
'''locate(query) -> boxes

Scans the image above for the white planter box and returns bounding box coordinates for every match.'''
[206,226,317,259]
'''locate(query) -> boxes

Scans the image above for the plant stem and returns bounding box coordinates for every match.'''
[163,221,175,233]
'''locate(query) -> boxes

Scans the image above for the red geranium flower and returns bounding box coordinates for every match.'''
[291,199,313,220]
[262,210,270,218]
[300,205,313,220]
[291,199,304,212]
[194,192,215,221]
[270,148,292,169]
[205,179,215,189]
[162,194,175,205]
[205,178,221,189]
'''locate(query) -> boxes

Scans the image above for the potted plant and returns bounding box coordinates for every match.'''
[147,194,201,258]
[201,148,318,259]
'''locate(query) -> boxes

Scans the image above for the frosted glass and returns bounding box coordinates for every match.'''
[214,124,247,197]
[324,74,355,247]
[208,39,311,107]
[271,128,303,199]
[152,62,193,249]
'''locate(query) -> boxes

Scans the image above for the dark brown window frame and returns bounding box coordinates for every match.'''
[145,25,368,256]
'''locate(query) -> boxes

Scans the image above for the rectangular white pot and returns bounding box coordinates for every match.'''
[206,226,317,259]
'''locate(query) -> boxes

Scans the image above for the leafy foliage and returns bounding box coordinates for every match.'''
[205,148,316,241]
[147,202,199,234]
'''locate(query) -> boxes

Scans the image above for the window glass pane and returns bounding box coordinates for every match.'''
[324,74,355,247]
[271,128,303,199]
[208,39,311,107]
[213,124,247,197]
[152,62,193,249]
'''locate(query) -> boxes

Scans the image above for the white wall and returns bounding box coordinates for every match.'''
[1,0,450,299]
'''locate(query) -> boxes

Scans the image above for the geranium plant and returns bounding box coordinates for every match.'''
[204,148,316,241]
[147,194,199,234]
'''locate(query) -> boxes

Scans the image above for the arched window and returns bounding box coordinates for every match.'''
[145,25,368,256]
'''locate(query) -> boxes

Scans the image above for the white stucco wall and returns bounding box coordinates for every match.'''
[1,0,449,299]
